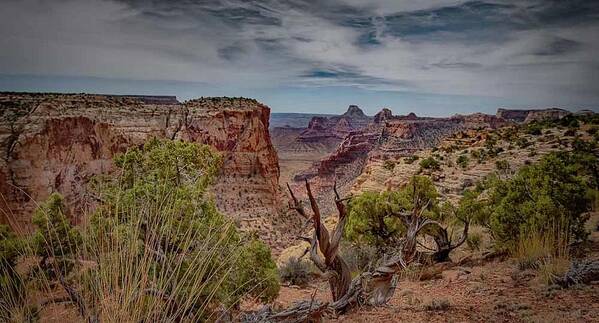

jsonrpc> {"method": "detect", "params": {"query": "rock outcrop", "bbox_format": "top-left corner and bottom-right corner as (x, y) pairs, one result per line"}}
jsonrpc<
(496, 108), (530, 122)
(296, 105), (372, 143)
(496, 107), (571, 123)
(374, 108), (393, 124)
(452, 113), (507, 129)
(523, 108), (571, 123)
(575, 110), (596, 117)
(342, 105), (368, 119)
(0, 93), (288, 241)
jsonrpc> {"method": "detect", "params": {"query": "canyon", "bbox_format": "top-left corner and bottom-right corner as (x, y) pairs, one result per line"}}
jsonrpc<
(275, 108), (503, 206)
(0, 93), (587, 247)
(271, 106), (582, 216)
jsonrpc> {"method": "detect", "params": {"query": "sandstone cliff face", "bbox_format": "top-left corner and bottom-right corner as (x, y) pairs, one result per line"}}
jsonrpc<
(523, 108), (571, 123)
(0, 93), (282, 236)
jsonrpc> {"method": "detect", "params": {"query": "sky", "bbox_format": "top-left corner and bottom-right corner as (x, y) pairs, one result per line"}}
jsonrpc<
(1, 0), (599, 116)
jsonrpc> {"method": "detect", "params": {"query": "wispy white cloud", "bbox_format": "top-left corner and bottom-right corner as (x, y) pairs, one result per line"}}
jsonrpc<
(0, 0), (598, 110)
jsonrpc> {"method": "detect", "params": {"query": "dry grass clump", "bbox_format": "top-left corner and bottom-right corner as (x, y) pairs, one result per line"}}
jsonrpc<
(513, 225), (570, 284)
(279, 257), (312, 286)
(466, 231), (482, 251)
(538, 257), (571, 285)
(399, 263), (424, 282)
(82, 203), (243, 322)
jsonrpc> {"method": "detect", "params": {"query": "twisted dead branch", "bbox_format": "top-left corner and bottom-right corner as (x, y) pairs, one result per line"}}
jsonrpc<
(287, 180), (352, 301)
(250, 179), (443, 321)
(427, 217), (469, 263)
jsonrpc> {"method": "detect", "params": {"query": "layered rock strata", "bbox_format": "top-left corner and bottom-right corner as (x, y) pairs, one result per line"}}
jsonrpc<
(290, 110), (506, 216)
(0, 93), (293, 245)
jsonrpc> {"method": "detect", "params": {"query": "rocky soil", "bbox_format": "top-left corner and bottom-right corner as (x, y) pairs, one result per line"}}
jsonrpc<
(352, 121), (594, 203)
(273, 215), (599, 323)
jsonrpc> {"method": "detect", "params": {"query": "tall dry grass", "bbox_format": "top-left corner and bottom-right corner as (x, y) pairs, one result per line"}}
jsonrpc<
(513, 222), (571, 284)
(82, 201), (242, 321)
(2, 139), (280, 322)
(1, 187), (252, 322)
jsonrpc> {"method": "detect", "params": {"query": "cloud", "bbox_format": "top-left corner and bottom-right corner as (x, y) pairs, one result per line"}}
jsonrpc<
(0, 0), (598, 110)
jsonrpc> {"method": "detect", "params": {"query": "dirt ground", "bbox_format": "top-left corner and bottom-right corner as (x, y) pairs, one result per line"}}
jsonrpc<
(275, 231), (599, 323)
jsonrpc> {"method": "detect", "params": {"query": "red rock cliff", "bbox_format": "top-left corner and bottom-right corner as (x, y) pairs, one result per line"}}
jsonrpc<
(0, 93), (281, 233)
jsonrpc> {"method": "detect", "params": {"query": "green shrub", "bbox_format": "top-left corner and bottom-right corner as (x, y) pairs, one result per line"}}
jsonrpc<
(345, 176), (439, 251)
(235, 239), (280, 302)
(526, 123), (543, 136)
(457, 155), (469, 169)
(516, 138), (532, 149)
(419, 157), (440, 170)
(345, 191), (405, 250)
(470, 149), (488, 163)
(0, 225), (22, 271)
(32, 193), (81, 278)
(466, 232), (482, 251)
(404, 155), (419, 164)
(383, 160), (396, 171)
(495, 160), (510, 172)
(485, 136), (497, 150)
(486, 152), (593, 249)
(0, 225), (28, 321)
(560, 116), (580, 128)
(456, 188), (491, 226)
(487, 146), (504, 157)
(279, 257), (311, 286)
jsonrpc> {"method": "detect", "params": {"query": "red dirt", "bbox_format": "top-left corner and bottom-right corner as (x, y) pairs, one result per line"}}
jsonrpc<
(276, 231), (599, 322)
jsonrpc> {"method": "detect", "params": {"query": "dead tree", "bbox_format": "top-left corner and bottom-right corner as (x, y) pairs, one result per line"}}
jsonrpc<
(287, 181), (352, 301)
(389, 180), (469, 263)
(269, 179), (440, 320)
(427, 217), (469, 263)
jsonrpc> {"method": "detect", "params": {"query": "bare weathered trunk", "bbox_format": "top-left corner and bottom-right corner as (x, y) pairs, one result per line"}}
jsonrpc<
(287, 181), (352, 302)
(429, 218), (469, 263)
